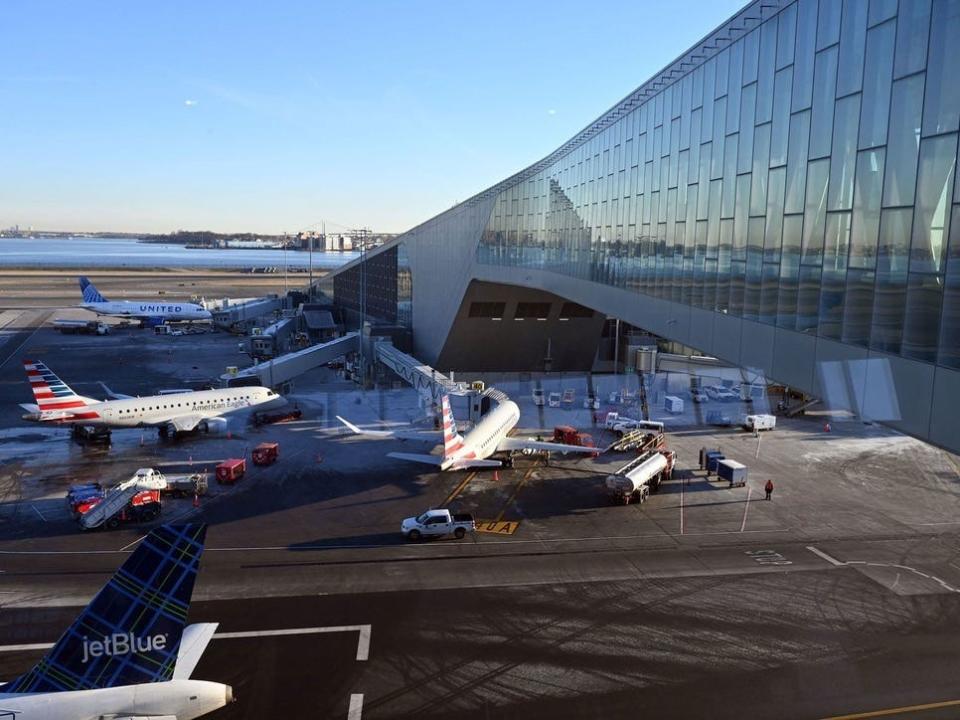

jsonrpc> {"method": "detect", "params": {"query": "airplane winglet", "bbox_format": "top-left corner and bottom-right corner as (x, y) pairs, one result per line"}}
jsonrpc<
(99, 381), (133, 401)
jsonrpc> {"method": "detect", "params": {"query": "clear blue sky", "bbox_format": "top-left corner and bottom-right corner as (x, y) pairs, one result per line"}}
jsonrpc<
(2, 0), (744, 235)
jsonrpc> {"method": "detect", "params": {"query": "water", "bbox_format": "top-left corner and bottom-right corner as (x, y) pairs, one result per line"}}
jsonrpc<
(0, 237), (360, 269)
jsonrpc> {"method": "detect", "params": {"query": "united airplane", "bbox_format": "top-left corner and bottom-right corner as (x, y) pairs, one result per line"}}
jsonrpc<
(78, 276), (212, 324)
(0, 524), (235, 719)
(338, 394), (602, 471)
(20, 359), (284, 435)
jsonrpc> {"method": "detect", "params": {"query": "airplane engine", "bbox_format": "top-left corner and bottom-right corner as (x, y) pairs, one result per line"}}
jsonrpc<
(201, 417), (229, 434)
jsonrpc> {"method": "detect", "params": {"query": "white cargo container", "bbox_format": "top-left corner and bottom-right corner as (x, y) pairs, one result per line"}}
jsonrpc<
(663, 395), (684, 414)
(743, 414), (777, 431)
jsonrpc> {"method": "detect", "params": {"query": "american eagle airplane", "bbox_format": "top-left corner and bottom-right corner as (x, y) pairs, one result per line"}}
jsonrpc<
(338, 394), (601, 471)
(0, 524), (234, 719)
(20, 359), (284, 434)
(79, 276), (212, 324)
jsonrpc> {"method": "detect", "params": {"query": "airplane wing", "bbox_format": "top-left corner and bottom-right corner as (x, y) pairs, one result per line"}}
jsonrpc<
(388, 451), (444, 466)
(498, 437), (601, 454)
(99, 381), (134, 400)
(174, 622), (219, 680)
(337, 416), (442, 442)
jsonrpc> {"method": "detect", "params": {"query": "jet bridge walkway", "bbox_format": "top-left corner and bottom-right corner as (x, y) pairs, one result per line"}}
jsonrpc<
(373, 341), (467, 404)
(223, 332), (360, 389)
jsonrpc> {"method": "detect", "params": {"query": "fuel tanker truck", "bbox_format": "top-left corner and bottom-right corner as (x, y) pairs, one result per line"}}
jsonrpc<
(605, 448), (676, 505)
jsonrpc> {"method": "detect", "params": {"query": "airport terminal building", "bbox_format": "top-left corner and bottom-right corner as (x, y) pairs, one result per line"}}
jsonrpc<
(321, 0), (960, 453)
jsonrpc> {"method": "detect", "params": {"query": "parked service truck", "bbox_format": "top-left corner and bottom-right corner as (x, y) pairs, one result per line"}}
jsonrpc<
(401, 508), (476, 541)
(605, 449), (676, 504)
(53, 319), (110, 335)
(717, 458), (748, 487)
(604, 412), (665, 435)
(743, 414), (776, 432)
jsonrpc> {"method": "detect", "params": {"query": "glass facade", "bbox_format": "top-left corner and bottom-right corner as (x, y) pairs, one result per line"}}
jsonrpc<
(477, 0), (960, 369)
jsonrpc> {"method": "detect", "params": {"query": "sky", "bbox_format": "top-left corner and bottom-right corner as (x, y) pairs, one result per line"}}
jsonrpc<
(1, 0), (744, 235)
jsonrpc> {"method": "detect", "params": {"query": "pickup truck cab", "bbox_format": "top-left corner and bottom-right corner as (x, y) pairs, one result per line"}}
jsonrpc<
(401, 508), (475, 541)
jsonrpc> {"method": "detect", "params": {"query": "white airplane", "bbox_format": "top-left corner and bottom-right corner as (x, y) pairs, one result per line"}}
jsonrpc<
(0, 524), (234, 719)
(79, 276), (212, 324)
(338, 394), (601, 471)
(19, 359), (285, 435)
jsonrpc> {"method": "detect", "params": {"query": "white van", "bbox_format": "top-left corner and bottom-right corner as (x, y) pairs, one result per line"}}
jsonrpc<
(743, 414), (776, 432)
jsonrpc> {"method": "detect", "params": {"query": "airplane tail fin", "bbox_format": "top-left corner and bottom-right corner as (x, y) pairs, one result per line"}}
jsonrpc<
(24, 359), (97, 410)
(440, 395), (465, 459)
(79, 276), (107, 303)
(4, 524), (207, 693)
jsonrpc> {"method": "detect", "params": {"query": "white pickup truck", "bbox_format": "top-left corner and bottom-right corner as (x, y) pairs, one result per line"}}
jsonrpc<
(401, 509), (476, 541)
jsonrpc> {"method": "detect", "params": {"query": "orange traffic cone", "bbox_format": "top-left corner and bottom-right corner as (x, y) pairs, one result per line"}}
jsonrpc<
(493, 470), (500, 482)
(193, 493), (200, 508)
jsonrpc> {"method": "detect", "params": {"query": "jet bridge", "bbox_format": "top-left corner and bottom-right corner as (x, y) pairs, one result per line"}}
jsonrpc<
(223, 332), (360, 390)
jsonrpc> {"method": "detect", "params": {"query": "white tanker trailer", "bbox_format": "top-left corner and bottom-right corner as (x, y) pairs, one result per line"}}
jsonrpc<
(605, 449), (675, 505)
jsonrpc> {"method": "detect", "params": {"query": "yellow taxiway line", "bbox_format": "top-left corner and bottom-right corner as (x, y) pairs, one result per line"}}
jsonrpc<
(819, 699), (960, 719)
(441, 471), (477, 506)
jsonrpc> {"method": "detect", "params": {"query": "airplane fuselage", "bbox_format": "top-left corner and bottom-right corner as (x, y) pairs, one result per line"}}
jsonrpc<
(22, 387), (283, 428)
(81, 300), (211, 322)
(444, 400), (521, 469)
(0, 678), (231, 719)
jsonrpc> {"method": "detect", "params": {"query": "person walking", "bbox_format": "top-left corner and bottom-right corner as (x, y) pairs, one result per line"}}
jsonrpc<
(765, 479), (774, 500)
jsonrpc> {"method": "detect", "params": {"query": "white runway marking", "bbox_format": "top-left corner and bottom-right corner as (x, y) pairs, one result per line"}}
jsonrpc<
(118, 535), (146, 552)
(806, 546), (845, 566)
(740, 487), (752, 532)
(348, 693), (364, 720)
(215, 624), (371, 661)
(0, 624), (373, 659)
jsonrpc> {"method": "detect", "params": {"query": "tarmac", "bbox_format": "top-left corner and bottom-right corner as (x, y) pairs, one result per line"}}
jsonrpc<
(2, 312), (960, 718)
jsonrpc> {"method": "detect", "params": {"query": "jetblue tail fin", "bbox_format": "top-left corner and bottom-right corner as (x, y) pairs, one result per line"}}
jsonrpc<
(5, 524), (207, 693)
(79, 276), (107, 303)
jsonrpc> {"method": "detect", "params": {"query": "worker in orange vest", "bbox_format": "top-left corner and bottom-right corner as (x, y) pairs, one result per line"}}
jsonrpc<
(765, 479), (774, 500)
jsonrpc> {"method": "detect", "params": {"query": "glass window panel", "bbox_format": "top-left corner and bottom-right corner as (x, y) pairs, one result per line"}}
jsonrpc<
(738, 84), (757, 174)
(756, 20), (777, 124)
(842, 268), (876, 347)
(837, 0), (868, 97)
(850, 148), (885, 269)
(777, 3), (797, 69)
(817, 0), (841, 49)
(742, 28), (759, 85)
(734, 174), (751, 261)
(726, 42), (743, 134)
(785, 110), (811, 213)
(692, 66), (704, 110)
(702, 62), (716, 142)
(793, 0), (819, 111)
(711, 97), (726, 180)
(882, 74), (925, 207)
(877, 207), (913, 275)
(858, 20), (895, 150)
(760, 262), (780, 325)
(828, 94), (861, 211)
(715, 48), (729, 99)
(729, 260), (746, 316)
(910, 134), (957, 274)
(745, 218), (765, 320)
(751, 124), (772, 215)
(819, 212), (850, 340)
(810, 47), (839, 159)
(922, 0), (960, 137)
(722, 138), (738, 218)
(778, 214), (803, 329)
(802, 158), (830, 265)
(765, 166), (787, 263)
(894, 0), (931, 79)
(938, 206), (960, 367)
(797, 265), (822, 332)
(901, 273), (944, 362)
(868, 0), (897, 26)
(771, 68), (793, 167)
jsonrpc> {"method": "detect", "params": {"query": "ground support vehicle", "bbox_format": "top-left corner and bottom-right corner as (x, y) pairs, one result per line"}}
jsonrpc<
(717, 459), (748, 487)
(54, 319), (110, 335)
(402, 509), (475, 541)
(664, 395), (684, 414)
(552, 426), (598, 456)
(604, 412), (664, 434)
(561, 389), (576, 408)
(743, 414), (776, 432)
(605, 448), (676, 504)
(548, 392), (562, 408)
(163, 473), (208, 497)
(216, 459), (246, 484)
(705, 410), (736, 426)
(252, 442), (279, 466)
(582, 394), (600, 410)
(252, 408), (302, 426)
(610, 430), (664, 453)
(532, 388), (545, 406)
(77, 489), (161, 530)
